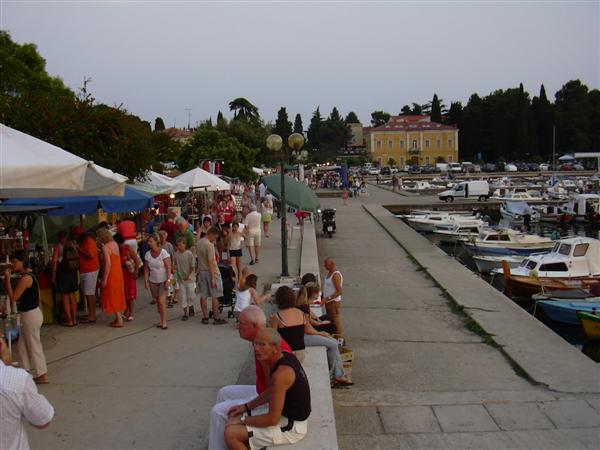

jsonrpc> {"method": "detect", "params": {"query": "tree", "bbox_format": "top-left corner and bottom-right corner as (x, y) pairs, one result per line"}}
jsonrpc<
(430, 94), (442, 123)
(531, 84), (554, 158)
(154, 117), (165, 131)
(400, 105), (412, 115)
(273, 107), (293, 147)
(387, 157), (396, 166)
(319, 107), (350, 159)
(370, 110), (390, 127)
(411, 103), (423, 115)
(178, 128), (258, 180)
(345, 111), (360, 123)
(554, 80), (590, 152)
(307, 107), (323, 151)
(216, 110), (227, 130)
(228, 97), (260, 124)
(293, 113), (303, 134)
(445, 101), (463, 126)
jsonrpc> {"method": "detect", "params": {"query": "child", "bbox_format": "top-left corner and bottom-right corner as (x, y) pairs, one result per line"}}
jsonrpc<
(173, 237), (196, 321)
(233, 274), (270, 318)
(228, 222), (244, 282)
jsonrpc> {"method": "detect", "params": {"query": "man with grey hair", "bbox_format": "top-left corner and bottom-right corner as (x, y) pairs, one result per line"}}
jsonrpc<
(243, 205), (262, 265)
(224, 328), (311, 450)
(208, 306), (292, 450)
(174, 216), (195, 250)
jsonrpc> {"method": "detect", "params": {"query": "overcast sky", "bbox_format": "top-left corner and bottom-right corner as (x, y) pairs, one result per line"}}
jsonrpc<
(1, 1), (598, 128)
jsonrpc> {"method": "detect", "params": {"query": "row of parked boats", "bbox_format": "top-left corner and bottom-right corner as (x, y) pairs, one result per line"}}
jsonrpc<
(400, 207), (600, 341)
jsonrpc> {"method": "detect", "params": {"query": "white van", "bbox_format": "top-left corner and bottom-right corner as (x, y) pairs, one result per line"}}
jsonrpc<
(438, 180), (490, 202)
(448, 162), (462, 172)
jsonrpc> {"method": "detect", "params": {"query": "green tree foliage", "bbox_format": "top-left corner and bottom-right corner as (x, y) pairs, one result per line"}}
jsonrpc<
(0, 31), (175, 180)
(531, 85), (554, 156)
(273, 107), (293, 146)
(345, 111), (360, 123)
(228, 97), (260, 124)
(400, 105), (412, 115)
(154, 117), (166, 131)
(430, 94), (442, 123)
(445, 101), (463, 126)
(318, 107), (350, 160)
(411, 103), (423, 115)
(588, 89), (600, 152)
(307, 107), (323, 151)
(178, 128), (258, 181)
(554, 80), (591, 152)
(370, 110), (390, 127)
(293, 113), (303, 134)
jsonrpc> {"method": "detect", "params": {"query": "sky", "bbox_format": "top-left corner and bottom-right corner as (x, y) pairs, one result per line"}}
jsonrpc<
(1, 0), (599, 128)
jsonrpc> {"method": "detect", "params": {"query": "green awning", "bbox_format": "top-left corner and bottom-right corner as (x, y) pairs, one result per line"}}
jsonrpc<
(262, 174), (320, 212)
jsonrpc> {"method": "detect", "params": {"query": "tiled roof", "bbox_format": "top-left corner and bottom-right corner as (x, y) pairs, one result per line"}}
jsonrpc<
(369, 121), (457, 132)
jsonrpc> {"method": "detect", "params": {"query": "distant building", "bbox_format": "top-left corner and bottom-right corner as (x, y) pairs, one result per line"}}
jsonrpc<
(162, 127), (194, 144)
(339, 122), (367, 156)
(365, 115), (458, 167)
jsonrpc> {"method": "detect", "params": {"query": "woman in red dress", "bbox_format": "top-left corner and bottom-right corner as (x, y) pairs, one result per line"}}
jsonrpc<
(97, 228), (126, 327)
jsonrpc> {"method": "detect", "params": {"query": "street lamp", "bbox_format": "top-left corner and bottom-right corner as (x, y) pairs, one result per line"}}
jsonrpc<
(266, 133), (304, 277)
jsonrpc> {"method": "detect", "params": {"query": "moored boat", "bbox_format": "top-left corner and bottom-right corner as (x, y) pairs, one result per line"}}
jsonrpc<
(500, 201), (540, 224)
(472, 254), (524, 274)
(538, 300), (600, 325)
(460, 228), (555, 256)
(500, 237), (600, 298)
(577, 310), (600, 340)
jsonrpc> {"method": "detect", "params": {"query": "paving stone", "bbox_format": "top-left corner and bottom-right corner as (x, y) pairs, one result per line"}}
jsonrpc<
(586, 397), (600, 413)
(540, 400), (600, 429)
(379, 405), (441, 433)
(334, 405), (384, 435)
(433, 404), (499, 432)
(485, 402), (554, 430)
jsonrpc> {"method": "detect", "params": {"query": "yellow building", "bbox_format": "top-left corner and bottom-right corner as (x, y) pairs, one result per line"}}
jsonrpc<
(365, 115), (458, 167)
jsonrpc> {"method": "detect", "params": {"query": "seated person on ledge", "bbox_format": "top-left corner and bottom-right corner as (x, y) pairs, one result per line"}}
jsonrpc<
(224, 328), (311, 450)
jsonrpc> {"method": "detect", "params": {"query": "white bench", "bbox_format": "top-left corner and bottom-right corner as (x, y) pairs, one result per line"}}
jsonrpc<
(268, 346), (339, 450)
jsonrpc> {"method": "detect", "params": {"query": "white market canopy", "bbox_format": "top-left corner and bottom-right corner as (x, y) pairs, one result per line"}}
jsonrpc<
(174, 167), (230, 192)
(133, 170), (190, 195)
(252, 167), (264, 175)
(0, 123), (127, 198)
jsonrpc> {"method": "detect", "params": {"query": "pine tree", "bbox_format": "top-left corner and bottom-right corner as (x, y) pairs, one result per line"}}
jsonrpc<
(216, 110), (227, 131)
(293, 113), (303, 134)
(400, 105), (412, 115)
(370, 110), (390, 127)
(307, 107), (323, 151)
(345, 111), (360, 123)
(273, 107), (293, 146)
(430, 94), (442, 123)
(154, 117), (166, 131)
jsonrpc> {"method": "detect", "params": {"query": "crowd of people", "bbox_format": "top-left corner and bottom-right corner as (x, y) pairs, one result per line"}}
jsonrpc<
(0, 178), (352, 450)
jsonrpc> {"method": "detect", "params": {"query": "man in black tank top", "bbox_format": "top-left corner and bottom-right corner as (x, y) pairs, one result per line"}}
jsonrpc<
(224, 328), (311, 450)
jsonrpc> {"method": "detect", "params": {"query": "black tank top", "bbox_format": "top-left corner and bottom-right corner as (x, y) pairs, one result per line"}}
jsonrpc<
(276, 312), (305, 351)
(19, 273), (40, 312)
(272, 352), (311, 421)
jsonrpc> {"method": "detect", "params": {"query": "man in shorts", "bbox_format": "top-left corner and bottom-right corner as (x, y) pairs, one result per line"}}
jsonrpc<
(244, 205), (262, 265)
(224, 328), (311, 450)
(73, 227), (99, 323)
(196, 226), (227, 325)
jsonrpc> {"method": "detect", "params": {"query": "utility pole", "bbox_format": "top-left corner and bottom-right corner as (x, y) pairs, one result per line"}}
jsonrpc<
(185, 108), (192, 130)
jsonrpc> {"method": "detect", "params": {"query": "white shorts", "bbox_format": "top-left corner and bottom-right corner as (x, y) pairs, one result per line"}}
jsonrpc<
(247, 229), (261, 247)
(247, 416), (307, 450)
(179, 281), (196, 308)
(80, 270), (99, 296)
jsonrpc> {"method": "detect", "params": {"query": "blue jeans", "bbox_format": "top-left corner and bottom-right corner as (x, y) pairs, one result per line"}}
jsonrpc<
(304, 334), (344, 379)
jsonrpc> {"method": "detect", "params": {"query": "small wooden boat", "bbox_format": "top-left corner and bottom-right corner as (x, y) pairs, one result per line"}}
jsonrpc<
(500, 237), (600, 298)
(538, 300), (600, 325)
(577, 310), (600, 340)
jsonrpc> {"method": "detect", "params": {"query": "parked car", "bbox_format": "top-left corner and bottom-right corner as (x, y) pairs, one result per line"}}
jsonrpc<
(572, 163), (585, 171)
(505, 163), (518, 172)
(560, 163), (573, 171)
(422, 165), (437, 174)
(408, 165), (421, 174)
(380, 167), (391, 175)
(368, 167), (381, 175)
(527, 162), (540, 171)
(448, 162), (462, 172)
(481, 163), (497, 172)
(539, 163), (551, 171)
(438, 180), (491, 202)
(516, 163), (529, 172)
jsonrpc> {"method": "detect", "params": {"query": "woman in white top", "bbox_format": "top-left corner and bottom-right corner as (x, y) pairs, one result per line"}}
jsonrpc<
(233, 274), (270, 317)
(144, 234), (171, 330)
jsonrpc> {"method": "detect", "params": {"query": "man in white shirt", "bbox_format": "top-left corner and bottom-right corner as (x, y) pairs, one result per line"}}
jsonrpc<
(244, 205), (262, 265)
(258, 181), (266, 204)
(0, 337), (54, 450)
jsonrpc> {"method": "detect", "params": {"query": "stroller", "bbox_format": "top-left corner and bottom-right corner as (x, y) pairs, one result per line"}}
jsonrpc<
(209, 264), (236, 318)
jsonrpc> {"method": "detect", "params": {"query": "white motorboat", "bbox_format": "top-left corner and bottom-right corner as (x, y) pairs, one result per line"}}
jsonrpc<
(472, 254), (525, 274)
(531, 204), (573, 223)
(460, 228), (555, 256)
(407, 213), (479, 232)
(433, 222), (488, 243)
(493, 192), (544, 202)
(499, 201), (540, 224)
(497, 237), (600, 298)
(563, 194), (600, 223)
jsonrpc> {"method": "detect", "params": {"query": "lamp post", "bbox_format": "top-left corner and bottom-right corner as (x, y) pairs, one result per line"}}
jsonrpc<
(266, 133), (305, 277)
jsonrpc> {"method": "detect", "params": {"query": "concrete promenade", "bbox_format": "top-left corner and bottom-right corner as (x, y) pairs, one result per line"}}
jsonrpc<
(28, 215), (302, 450)
(316, 185), (600, 449)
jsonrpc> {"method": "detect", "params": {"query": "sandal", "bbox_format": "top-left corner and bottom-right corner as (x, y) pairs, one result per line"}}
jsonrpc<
(201, 318), (209, 325)
(127, 316), (134, 322)
(156, 324), (168, 330)
(110, 323), (124, 328)
(181, 315), (188, 321)
(332, 378), (354, 388)
(167, 302), (174, 309)
(213, 318), (228, 325)
(249, 260), (255, 265)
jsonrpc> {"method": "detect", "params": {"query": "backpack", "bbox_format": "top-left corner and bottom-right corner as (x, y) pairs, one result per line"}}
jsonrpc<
(62, 244), (80, 272)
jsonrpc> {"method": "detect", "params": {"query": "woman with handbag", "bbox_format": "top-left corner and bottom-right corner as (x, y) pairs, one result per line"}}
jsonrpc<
(114, 233), (142, 322)
(3, 249), (49, 384)
(51, 230), (79, 327)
